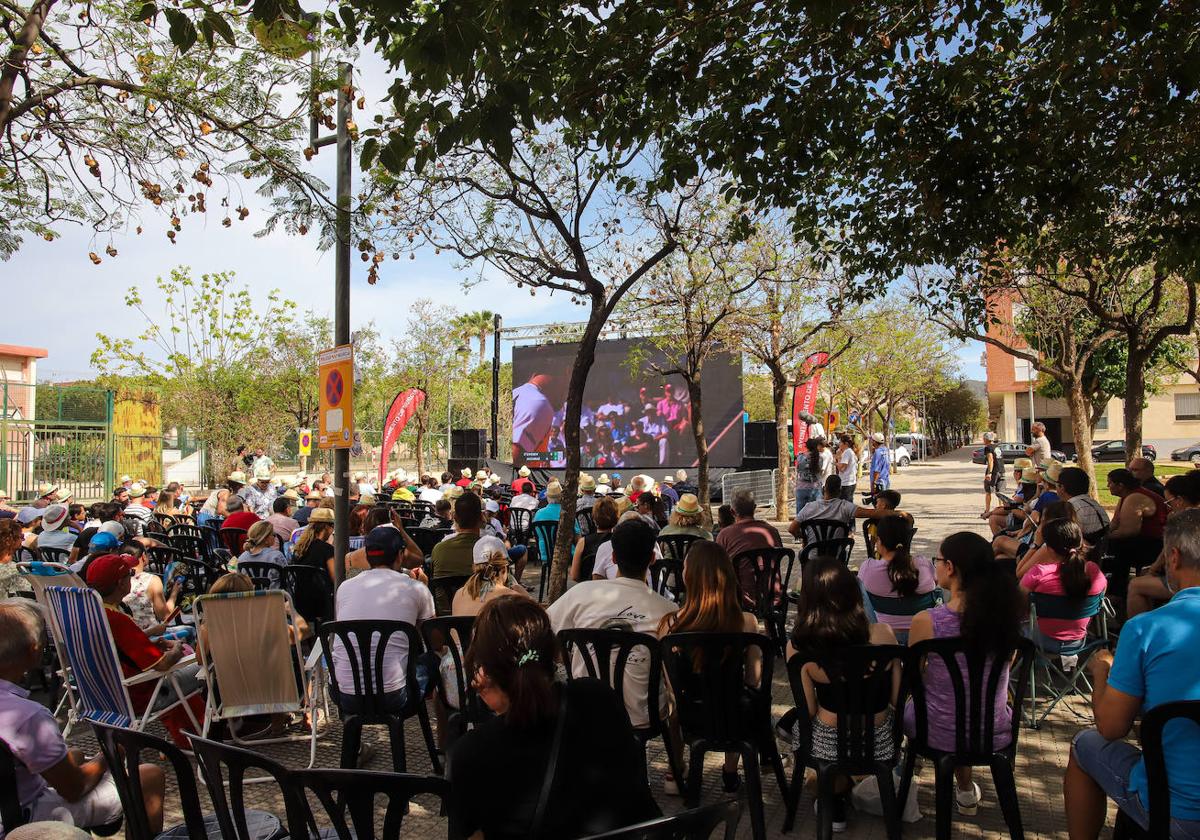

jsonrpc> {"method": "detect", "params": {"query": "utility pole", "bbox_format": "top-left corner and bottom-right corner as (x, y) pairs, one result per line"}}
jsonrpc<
(311, 61), (353, 588)
(491, 313), (502, 460)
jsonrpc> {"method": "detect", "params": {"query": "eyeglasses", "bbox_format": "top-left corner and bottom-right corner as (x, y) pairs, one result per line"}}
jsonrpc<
(933, 555), (946, 565)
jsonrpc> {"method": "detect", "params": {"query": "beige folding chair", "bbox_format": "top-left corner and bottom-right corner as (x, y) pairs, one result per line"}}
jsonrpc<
(192, 589), (324, 768)
(17, 561), (87, 734)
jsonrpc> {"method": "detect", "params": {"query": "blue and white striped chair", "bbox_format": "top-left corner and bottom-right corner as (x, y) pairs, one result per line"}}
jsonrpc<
(42, 586), (202, 735)
(18, 561), (88, 734)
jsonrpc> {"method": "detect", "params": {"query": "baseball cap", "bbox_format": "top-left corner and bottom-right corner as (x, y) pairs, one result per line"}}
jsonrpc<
(871, 432), (885, 444)
(16, 507), (42, 525)
(364, 525), (404, 565)
(485, 499), (500, 514)
(472, 536), (508, 567)
(85, 553), (137, 590)
(88, 532), (121, 552)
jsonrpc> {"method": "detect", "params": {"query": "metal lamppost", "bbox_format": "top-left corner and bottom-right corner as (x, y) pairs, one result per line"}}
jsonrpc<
(445, 345), (470, 466)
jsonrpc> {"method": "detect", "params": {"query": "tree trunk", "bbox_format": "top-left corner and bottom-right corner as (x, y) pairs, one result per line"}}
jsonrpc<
(546, 303), (607, 602)
(772, 368), (790, 517)
(1124, 336), (1147, 458)
(478, 334), (487, 368)
(686, 376), (710, 525)
(1063, 377), (1098, 497)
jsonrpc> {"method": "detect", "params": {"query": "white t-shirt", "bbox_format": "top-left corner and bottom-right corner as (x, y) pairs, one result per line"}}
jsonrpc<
(591, 542), (661, 584)
(818, 449), (835, 482)
(332, 567), (435, 693)
(509, 494), (539, 511)
(1030, 435), (1053, 466)
(795, 497), (858, 528)
(546, 577), (677, 727)
(418, 487), (443, 503)
(837, 448), (858, 487)
(512, 381), (555, 450)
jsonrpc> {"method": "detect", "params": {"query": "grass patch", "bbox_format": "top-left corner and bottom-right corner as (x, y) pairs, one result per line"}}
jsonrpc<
(1092, 461), (1192, 507)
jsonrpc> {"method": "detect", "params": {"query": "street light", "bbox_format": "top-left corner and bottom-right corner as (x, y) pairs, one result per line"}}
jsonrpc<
(446, 344), (471, 465)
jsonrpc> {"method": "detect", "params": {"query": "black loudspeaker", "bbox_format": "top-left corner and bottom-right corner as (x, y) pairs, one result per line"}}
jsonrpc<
(451, 428), (486, 459)
(743, 422), (779, 458)
(741, 455), (778, 472)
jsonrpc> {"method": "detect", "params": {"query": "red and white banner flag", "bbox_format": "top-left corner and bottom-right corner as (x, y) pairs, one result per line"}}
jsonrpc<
(792, 352), (830, 456)
(379, 388), (426, 484)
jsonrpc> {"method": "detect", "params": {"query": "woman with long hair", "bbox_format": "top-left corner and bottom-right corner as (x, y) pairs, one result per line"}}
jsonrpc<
(795, 438), (822, 514)
(290, 509), (336, 623)
(906, 531), (1023, 816)
(1019, 519), (1105, 651)
(1012, 499), (1078, 578)
(154, 490), (180, 516)
(1128, 471), (1200, 616)
(453, 536), (529, 615)
(658, 541), (759, 793)
(857, 514), (937, 639)
(0, 519), (31, 598)
(786, 555), (900, 831)
(447, 596), (658, 840)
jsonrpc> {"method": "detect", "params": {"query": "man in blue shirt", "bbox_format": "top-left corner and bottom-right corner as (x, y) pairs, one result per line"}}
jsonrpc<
(1064, 507), (1200, 838)
(869, 432), (891, 492)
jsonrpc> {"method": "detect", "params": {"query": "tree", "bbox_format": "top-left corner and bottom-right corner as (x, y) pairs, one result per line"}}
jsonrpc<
(358, 129), (696, 602)
(0, 0), (339, 259)
(733, 224), (851, 514)
(923, 382), (987, 452)
(92, 267), (296, 484)
(620, 201), (760, 510)
(450, 311), (497, 368)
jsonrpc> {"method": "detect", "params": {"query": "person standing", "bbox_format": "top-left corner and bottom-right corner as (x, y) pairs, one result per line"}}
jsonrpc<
(982, 431), (1004, 516)
(239, 465), (277, 519)
(869, 433), (891, 493)
(794, 438), (822, 515)
(835, 434), (859, 502)
(1026, 421), (1053, 467)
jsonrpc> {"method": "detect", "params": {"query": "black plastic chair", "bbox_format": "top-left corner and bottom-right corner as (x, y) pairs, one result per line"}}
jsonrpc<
(152, 512), (177, 529)
(508, 507), (533, 546)
(578, 799), (741, 839)
(168, 531), (215, 564)
(864, 590), (940, 646)
(91, 720), (284, 840)
(282, 564), (334, 625)
(531, 519), (558, 601)
(218, 526), (249, 555)
(0, 735), (25, 835)
(558, 628), (686, 796)
(896, 636), (1036, 840)
(420, 616), (481, 744)
(36, 545), (70, 565)
(143, 544), (183, 577)
(782, 645), (905, 838)
(576, 507), (595, 536)
(661, 631), (787, 840)
(317, 620), (441, 774)
(731, 547), (795, 655)
(236, 560), (283, 591)
(188, 734), (303, 840)
(429, 575), (469, 617)
(290, 768), (450, 840)
(410, 526), (449, 559)
(655, 534), (704, 601)
(783, 539), (856, 611)
(797, 518), (852, 546)
(1112, 700), (1200, 840)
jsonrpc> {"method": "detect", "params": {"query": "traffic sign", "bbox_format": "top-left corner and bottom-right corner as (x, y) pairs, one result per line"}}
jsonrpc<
(318, 344), (354, 450)
(298, 428), (312, 457)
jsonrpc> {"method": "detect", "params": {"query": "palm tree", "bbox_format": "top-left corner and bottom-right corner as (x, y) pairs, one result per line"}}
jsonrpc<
(451, 311), (496, 367)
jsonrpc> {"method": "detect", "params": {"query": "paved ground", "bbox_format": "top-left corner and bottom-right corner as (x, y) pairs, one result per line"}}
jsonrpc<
(64, 447), (1108, 838)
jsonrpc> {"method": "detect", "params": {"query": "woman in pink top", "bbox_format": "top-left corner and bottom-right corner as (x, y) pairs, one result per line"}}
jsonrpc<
(1019, 519), (1106, 652)
(856, 514), (937, 639)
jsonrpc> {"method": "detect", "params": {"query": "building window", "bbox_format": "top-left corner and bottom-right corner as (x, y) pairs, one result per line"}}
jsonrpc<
(1175, 392), (1200, 421)
(1096, 410), (1108, 431)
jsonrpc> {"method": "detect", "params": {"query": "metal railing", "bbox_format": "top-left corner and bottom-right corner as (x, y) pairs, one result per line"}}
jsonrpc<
(721, 469), (779, 513)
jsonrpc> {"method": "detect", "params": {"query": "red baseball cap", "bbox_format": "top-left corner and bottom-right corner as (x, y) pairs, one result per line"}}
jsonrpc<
(86, 553), (137, 590)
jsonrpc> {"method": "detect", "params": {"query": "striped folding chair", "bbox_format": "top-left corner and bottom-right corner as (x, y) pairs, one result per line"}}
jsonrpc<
(18, 561), (88, 733)
(42, 586), (202, 736)
(192, 590), (324, 769)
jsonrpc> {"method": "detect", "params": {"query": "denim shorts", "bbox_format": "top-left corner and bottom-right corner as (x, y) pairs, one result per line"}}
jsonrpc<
(1072, 729), (1200, 837)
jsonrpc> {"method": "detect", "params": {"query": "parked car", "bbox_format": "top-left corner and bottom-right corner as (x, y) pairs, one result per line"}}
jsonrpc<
(893, 434), (928, 460)
(1072, 440), (1157, 463)
(1170, 442), (1200, 465)
(971, 442), (1068, 465)
(889, 445), (911, 468)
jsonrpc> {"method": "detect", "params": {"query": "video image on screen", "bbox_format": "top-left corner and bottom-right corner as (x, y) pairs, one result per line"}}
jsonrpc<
(511, 339), (743, 469)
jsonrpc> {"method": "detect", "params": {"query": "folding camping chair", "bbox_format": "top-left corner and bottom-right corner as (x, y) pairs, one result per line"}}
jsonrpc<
(192, 590), (324, 769)
(1024, 591), (1109, 728)
(42, 586), (202, 738)
(17, 561), (86, 732)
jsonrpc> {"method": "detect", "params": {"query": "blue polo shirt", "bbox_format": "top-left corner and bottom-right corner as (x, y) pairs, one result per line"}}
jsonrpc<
(871, 446), (890, 486)
(1107, 586), (1200, 819)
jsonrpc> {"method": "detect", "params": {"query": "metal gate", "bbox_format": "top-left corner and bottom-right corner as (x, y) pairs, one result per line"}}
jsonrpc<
(721, 469), (779, 513)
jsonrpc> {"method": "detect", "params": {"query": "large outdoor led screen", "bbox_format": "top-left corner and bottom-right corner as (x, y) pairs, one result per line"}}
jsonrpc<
(511, 339), (743, 469)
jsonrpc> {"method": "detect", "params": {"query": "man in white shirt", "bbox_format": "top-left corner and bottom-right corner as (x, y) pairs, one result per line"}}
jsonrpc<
(330, 526), (435, 722)
(512, 373), (563, 463)
(816, 438), (835, 483)
(509, 488), (540, 512)
(835, 435), (859, 501)
(1026, 421), (1053, 466)
(547, 518), (677, 727)
(418, 476), (444, 503)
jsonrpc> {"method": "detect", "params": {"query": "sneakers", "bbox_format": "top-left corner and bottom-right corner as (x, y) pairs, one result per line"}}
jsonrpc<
(956, 782), (982, 815)
(814, 794), (849, 833)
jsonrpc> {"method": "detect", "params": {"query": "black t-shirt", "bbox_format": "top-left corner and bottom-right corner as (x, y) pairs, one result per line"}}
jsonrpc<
(73, 526), (98, 551)
(290, 541), (335, 622)
(446, 678), (659, 840)
(983, 444), (1002, 480)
